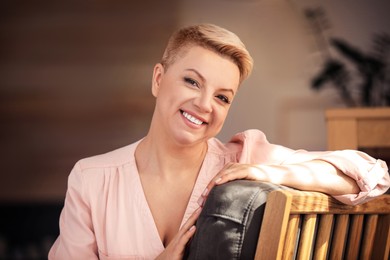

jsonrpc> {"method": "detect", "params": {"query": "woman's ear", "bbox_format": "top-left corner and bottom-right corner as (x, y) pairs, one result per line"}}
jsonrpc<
(152, 63), (164, 97)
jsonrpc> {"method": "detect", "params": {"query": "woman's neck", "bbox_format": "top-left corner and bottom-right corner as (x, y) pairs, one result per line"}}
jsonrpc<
(135, 133), (208, 180)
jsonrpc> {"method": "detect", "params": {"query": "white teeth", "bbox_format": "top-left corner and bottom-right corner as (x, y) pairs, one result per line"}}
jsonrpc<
(182, 111), (203, 125)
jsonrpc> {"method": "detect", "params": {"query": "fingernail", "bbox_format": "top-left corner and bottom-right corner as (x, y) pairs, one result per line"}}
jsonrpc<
(215, 177), (222, 184)
(202, 188), (209, 196)
(197, 196), (204, 207)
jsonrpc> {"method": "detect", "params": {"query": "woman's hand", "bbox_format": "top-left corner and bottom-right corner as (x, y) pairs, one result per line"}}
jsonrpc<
(155, 207), (202, 260)
(197, 162), (264, 206)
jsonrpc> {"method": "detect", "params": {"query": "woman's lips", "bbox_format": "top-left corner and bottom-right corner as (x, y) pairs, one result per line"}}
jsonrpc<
(180, 110), (207, 125)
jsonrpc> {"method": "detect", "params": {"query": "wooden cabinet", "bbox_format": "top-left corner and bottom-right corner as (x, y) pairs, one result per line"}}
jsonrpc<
(325, 108), (390, 150)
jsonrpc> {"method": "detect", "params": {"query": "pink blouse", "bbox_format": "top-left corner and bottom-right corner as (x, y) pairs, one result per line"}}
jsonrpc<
(49, 130), (390, 259)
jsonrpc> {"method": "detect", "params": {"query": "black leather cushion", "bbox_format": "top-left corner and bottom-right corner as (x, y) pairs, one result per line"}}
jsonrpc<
(185, 180), (288, 260)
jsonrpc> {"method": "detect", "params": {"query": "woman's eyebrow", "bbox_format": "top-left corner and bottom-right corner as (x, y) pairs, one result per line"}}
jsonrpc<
(185, 68), (206, 83)
(220, 88), (235, 96)
(185, 68), (235, 96)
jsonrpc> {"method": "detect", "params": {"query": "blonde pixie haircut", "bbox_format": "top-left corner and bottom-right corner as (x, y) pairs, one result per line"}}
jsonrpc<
(161, 24), (253, 84)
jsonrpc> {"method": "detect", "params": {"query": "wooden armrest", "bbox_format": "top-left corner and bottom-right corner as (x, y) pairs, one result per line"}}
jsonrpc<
(255, 190), (390, 259)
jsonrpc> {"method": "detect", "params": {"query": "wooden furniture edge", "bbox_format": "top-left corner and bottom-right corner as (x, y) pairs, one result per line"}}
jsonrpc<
(286, 190), (390, 214)
(325, 107), (390, 119)
(255, 190), (292, 260)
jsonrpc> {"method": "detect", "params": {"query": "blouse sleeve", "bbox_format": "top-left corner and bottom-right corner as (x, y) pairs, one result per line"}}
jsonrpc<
(48, 163), (98, 259)
(283, 149), (390, 205)
(229, 129), (390, 205)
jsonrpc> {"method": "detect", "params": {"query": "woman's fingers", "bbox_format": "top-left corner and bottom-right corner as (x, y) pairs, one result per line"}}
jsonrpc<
(202, 163), (245, 198)
(156, 207), (202, 260)
(198, 163), (236, 206)
(171, 207), (202, 255)
(178, 207), (202, 236)
(176, 225), (196, 249)
(198, 163), (263, 206)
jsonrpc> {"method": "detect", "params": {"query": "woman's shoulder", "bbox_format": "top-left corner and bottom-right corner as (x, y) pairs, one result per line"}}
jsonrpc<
(75, 140), (141, 173)
(208, 129), (269, 155)
(228, 129), (268, 143)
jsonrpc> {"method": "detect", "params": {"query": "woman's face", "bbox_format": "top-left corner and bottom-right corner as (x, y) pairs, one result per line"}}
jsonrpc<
(151, 45), (240, 146)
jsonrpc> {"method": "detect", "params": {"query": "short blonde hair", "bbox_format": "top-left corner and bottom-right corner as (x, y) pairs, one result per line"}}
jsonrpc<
(161, 24), (253, 84)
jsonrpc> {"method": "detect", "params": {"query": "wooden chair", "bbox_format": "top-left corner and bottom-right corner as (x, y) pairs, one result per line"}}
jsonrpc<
(255, 190), (390, 259)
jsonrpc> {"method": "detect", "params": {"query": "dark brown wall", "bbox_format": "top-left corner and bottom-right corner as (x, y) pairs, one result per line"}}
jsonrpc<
(0, 0), (179, 202)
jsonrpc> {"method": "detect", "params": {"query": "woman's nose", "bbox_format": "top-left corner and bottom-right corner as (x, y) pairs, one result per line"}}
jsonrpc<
(194, 93), (213, 113)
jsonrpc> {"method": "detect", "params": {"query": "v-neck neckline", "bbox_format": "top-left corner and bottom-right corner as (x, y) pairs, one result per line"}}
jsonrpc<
(130, 140), (211, 249)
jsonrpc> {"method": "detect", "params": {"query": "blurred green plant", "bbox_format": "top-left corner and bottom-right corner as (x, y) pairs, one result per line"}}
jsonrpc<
(305, 7), (390, 107)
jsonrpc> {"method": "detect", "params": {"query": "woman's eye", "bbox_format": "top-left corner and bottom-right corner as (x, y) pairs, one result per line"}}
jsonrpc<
(184, 77), (199, 88)
(216, 95), (231, 104)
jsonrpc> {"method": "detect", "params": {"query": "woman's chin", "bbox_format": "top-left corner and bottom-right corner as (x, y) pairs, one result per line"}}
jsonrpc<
(172, 131), (207, 147)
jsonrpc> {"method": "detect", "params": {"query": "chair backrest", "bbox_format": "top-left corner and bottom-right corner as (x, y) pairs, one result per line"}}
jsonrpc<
(255, 190), (390, 260)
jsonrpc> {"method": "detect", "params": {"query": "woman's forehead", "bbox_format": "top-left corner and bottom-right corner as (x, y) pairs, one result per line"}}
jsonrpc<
(172, 46), (240, 90)
(174, 45), (238, 70)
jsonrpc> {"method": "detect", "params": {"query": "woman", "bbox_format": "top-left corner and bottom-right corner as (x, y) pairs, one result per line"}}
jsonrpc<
(49, 24), (390, 259)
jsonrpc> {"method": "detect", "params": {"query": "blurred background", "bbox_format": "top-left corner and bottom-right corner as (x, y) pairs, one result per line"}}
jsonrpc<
(1, 0), (389, 258)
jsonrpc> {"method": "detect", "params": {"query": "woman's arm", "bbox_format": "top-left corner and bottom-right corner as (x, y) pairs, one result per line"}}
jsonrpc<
(201, 159), (359, 200)
(212, 130), (390, 206)
(199, 148), (390, 207)
(48, 164), (98, 260)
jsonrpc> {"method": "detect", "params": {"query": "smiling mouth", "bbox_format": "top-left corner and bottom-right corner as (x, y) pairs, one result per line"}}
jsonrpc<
(180, 110), (206, 125)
